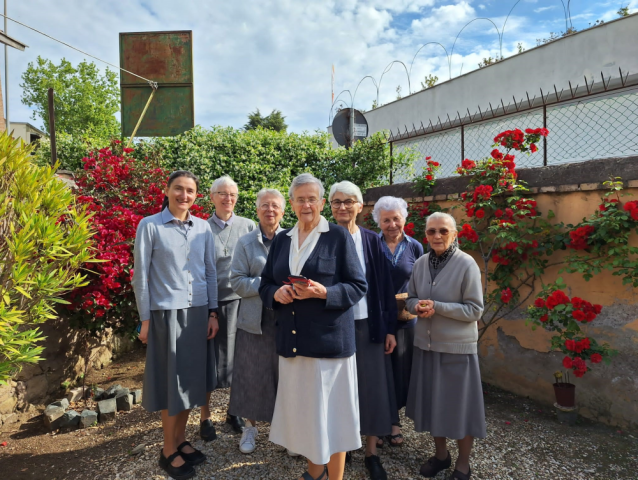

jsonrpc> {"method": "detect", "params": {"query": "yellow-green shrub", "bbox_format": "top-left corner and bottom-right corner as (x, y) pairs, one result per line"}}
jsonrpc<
(0, 132), (94, 384)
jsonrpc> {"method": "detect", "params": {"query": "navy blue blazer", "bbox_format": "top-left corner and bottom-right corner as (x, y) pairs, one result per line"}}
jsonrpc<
(360, 227), (399, 342)
(259, 223), (367, 358)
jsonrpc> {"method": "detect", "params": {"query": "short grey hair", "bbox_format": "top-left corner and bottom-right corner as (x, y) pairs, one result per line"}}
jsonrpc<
(289, 173), (325, 200)
(210, 175), (238, 194)
(372, 196), (408, 225)
(255, 188), (285, 210)
(329, 181), (363, 204)
(426, 212), (457, 230)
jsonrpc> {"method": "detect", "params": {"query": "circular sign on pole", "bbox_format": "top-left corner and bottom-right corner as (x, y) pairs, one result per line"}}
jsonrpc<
(331, 108), (368, 148)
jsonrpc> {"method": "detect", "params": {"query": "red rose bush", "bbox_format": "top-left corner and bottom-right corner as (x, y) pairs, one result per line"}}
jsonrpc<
(527, 279), (617, 379)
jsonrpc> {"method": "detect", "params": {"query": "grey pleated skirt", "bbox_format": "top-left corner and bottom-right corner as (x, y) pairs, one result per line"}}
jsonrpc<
(355, 319), (399, 437)
(228, 309), (278, 422)
(214, 299), (240, 389)
(142, 305), (217, 417)
(391, 325), (415, 411)
(406, 348), (487, 439)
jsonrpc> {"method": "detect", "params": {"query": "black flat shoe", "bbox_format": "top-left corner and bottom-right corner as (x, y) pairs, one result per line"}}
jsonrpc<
(158, 449), (195, 480)
(177, 441), (207, 466)
(365, 454), (388, 480)
(448, 467), (472, 480)
(200, 418), (217, 442)
(420, 451), (452, 478)
(226, 414), (245, 433)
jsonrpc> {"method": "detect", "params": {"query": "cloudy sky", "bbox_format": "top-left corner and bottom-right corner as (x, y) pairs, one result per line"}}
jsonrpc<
(5, 0), (637, 133)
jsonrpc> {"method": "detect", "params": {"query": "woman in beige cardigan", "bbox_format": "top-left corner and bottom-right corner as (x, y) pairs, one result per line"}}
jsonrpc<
(405, 212), (486, 480)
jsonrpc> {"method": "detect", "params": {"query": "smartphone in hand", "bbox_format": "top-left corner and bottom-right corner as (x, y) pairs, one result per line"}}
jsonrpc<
(287, 275), (311, 285)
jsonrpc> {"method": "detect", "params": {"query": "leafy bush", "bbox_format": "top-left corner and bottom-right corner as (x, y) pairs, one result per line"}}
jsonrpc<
(133, 126), (413, 223)
(0, 132), (94, 384)
(32, 131), (110, 171)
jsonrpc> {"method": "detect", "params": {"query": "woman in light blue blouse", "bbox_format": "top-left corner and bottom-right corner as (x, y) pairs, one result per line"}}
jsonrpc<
(133, 170), (219, 480)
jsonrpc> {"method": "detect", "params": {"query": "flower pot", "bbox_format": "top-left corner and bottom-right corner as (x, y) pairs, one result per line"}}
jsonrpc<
(553, 382), (575, 407)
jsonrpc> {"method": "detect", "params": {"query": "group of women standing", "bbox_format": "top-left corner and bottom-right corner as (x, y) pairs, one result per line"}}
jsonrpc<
(132, 170), (486, 480)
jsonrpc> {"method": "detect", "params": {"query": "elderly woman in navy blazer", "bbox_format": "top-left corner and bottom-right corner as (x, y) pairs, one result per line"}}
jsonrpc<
(329, 181), (398, 480)
(259, 173), (367, 480)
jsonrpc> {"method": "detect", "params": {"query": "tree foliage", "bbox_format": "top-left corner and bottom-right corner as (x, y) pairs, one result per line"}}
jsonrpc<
(244, 109), (288, 132)
(20, 56), (120, 139)
(0, 132), (94, 384)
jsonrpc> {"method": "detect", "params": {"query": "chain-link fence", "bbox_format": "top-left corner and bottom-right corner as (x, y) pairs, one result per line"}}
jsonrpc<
(391, 86), (638, 183)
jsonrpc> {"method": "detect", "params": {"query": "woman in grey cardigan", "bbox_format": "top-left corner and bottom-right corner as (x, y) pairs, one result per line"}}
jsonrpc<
(405, 212), (486, 480)
(133, 171), (219, 480)
(201, 175), (256, 437)
(228, 188), (285, 455)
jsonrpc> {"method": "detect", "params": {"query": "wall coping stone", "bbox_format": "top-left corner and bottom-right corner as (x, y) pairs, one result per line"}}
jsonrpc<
(363, 157), (638, 203)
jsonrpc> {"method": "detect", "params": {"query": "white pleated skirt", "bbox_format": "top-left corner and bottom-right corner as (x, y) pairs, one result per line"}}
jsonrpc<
(269, 354), (362, 465)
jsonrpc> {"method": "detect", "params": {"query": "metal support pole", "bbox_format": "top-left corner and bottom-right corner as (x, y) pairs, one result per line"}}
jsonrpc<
(126, 86), (157, 148)
(4, 0), (9, 133)
(543, 104), (548, 167)
(389, 141), (393, 185)
(349, 106), (355, 149)
(48, 88), (57, 166)
(461, 124), (465, 162)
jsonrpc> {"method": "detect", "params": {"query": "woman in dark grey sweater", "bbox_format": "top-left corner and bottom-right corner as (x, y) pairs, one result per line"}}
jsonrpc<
(405, 212), (486, 480)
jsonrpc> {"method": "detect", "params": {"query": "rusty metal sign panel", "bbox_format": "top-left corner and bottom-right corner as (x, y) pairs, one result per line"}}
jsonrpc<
(120, 30), (194, 137)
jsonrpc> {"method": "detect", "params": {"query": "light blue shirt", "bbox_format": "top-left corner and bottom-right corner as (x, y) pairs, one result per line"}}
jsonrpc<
(132, 209), (218, 321)
(211, 211), (235, 230)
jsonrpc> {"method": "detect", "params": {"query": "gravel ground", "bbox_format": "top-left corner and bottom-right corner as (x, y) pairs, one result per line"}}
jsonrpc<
(1, 348), (636, 480)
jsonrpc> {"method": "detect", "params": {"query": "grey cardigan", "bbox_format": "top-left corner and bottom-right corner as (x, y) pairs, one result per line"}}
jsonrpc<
(406, 250), (484, 354)
(208, 215), (256, 301)
(230, 226), (283, 334)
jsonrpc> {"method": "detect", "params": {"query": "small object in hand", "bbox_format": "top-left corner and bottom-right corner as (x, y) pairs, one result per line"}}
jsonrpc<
(286, 275), (310, 285)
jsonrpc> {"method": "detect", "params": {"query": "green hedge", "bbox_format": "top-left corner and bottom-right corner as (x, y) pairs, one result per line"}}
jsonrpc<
(134, 126), (414, 221)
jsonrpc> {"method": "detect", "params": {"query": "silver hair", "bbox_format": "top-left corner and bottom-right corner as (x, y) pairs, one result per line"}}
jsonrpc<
(255, 188), (286, 210)
(210, 175), (238, 194)
(426, 212), (457, 230)
(328, 180), (363, 204)
(289, 173), (325, 200)
(372, 196), (408, 225)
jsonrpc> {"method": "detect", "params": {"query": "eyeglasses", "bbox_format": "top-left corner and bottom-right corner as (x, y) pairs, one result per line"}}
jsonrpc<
(293, 197), (320, 206)
(259, 203), (282, 211)
(330, 199), (359, 209)
(426, 228), (451, 236)
(213, 192), (238, 199)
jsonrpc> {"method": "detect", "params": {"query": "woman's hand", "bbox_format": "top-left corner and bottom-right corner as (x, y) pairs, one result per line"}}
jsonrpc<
(292, 280), (327, 300)
(416, 299), (436, 318)
(138, 320), (150, 344)
(274, 285), (295, 304)
(207, 315), (219, 340)
(385, 334), (397, 354)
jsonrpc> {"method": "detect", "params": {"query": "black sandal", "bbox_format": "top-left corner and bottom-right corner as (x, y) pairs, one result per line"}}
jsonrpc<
(448, 467), (472, 480)
(158, 449), (195, 480)
(385, 432), (404, 447)
(299, 466), (328, 480)
(376, 436), (385, 448)
(177, 441), (207, 466)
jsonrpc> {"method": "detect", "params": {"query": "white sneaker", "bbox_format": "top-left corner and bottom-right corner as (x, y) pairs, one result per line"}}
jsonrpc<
(287, 449), (300, 457)
(239, 425), (258, 454)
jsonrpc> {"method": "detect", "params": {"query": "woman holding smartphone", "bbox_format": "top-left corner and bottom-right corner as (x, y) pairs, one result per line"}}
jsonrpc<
(133, 170), (219, 480)
(259, 173), (367, 480)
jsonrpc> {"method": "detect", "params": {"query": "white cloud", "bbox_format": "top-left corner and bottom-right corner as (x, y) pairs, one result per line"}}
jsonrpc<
(534, 6), (556, 13)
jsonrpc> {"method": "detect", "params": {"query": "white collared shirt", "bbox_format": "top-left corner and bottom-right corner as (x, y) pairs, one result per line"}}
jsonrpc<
(287, 216), (330, 275)
(351, 229), (368, 320)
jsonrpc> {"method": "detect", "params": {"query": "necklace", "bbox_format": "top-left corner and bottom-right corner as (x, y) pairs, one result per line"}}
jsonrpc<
(218, 222), (234, 256)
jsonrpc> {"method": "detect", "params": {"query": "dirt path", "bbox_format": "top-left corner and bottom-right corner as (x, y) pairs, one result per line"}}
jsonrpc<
(1, 348), (636, 479)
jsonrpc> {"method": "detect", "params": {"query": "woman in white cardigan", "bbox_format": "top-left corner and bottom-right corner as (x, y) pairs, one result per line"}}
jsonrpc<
(405, 212), (486, 480)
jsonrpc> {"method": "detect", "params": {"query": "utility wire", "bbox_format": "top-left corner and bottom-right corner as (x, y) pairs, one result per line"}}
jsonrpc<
(0, 13), (158, 88)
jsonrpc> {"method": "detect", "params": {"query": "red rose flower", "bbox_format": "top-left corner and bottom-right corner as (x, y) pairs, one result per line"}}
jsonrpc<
(565, 339), (576, 351)
(501, 288), (513, 304)
(540, 314), (548, 322)
(475, 209), (485, 219)
(534, 298), (546, 308)
(562, 356), (573, 369)
(494, 209), (503, 218)
(590, 353), (602, 364)
(572, 310), (586, 322)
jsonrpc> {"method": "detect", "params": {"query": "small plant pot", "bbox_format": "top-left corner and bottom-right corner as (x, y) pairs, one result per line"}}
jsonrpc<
(554, 403), (578, 426)
(553, 382), (575, 407)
